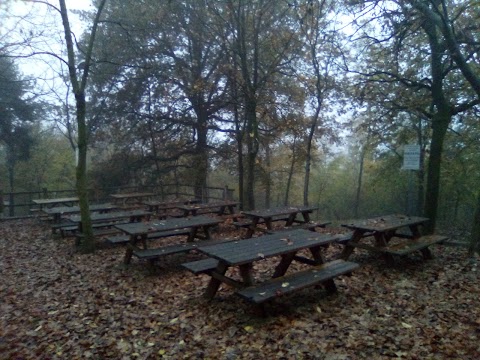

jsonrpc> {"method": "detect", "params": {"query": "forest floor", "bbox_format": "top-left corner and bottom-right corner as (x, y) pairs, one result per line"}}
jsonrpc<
(0, 217), (479, 360)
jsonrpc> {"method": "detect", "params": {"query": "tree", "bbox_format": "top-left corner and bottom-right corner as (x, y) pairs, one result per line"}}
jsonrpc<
(344, 0), (479, 234)
(221, 0), (301, 210)
(410, 0), (480, 254)
(57, 0), (107, 253)
(0, 55), (37, 216)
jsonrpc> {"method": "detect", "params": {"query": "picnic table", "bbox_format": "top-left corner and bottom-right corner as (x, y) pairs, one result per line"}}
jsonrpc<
(109, 192), (155, 207)
(43, 203), (118, 223)
(176, 201), (240, 218)
(191, 229), (358, 314)
(32, 197), (79, 210)
(67, 209), (152, 233)
(340, 214), (448, 265)
(142, 198), (200, 216)
(115, 215), (222, 265)
(240, 205), (320, 238)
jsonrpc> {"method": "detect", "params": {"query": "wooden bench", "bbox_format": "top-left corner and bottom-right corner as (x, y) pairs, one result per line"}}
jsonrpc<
(236, 259), (359, 314)
(105, 229), (191, 245)
(380, 234), (448, 256)
(266, 221), (331, 234)
(336, 231), (374, 244)
(74, 228), (123, 246)
(57, 221), (130, 238)
(233, 216), (290, 229)
(182, 258), (219, 275)
(127, 238), (238, 266)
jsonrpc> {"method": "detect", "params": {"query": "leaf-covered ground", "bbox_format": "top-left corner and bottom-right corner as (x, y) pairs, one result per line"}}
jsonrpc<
(0, 218), (479, 359)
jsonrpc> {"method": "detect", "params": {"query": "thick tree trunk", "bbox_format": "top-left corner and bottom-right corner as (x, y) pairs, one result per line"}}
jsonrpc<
(265, 143), (271, 208)
(423, 111), (449, 234)
(76, 95), (94, 253)
(469, 193), (480, 256)
(284, 139), (297, 207)
(354, 146), (366, 218)
(245, 98), (258, 210)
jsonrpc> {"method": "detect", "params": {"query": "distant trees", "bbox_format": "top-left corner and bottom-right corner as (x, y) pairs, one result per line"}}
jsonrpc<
(344, 0), (479, 234)
(0, 55), (38, 215)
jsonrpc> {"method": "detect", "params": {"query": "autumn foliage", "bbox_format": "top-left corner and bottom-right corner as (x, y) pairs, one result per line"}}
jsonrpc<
(1, 219), (479, 359)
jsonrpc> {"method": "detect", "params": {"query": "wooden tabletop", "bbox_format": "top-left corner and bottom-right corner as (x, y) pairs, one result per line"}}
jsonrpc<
(115, 215), (221, 236)
(177, 201), (239, 211)
(342, 214), (429, 232)
(242, 206), (318, 218)
(67, 209), (151, 223)
(32, 197), (79, 205)
(197, 229), (338, 266)
(42, 203), (117, 215)
(110, 192), (155, 199)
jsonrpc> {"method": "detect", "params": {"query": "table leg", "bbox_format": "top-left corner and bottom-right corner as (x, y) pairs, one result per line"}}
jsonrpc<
(340, 230), (365, 260)
(374, 233), (395, 265)
(264, 217), (273, 230)
(239, 263), (254, 286)
(204, 262), (229, 300)
(286, 213), (296, 226)
(187, 227), (197, 242)
(309, 245), (326, 265)
(202, 225), (212, 240)
(302, 211), (311, 223)
(272, 253), (296, 278)
(245, 218), (259, 238)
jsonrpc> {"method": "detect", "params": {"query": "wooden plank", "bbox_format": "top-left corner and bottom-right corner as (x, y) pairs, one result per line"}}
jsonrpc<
(382, 234), (448, 256)
(106, 229), (191, 245)
(182, 258), (219, 275)
(133, 243), (196, 259)
(236, 260), (359, 304)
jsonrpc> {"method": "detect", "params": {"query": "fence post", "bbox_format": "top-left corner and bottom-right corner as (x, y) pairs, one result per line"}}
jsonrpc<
(9, 192), (14, 217)
(0, 190), (3, 217)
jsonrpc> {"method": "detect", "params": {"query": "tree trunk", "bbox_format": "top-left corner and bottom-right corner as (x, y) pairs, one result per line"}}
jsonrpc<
(422, 15), (451, 234)
(354, 146), (366, 218)
(245, 98), (258, 210)
(76, 94), (94, 253)
(423, 111), (449, 234)
(284, 138), (297, 207)
(265, 143), (271, 208)
(469, 192), (480, 256)
(304, 110), (319, 206)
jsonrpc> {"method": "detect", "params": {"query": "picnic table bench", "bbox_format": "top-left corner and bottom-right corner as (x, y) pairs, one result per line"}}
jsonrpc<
(191, 229), (359, 315)
(115, 215), (222, 268)
(176, 201), (240, 219)
(340, 214), (448, 265)
(240, 206), (319, 238)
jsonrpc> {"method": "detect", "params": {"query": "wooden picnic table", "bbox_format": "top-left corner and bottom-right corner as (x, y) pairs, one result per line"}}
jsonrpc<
(340, 214), (448, 265)
(176, 201), (239, 218)
(142, 198), (200, 216)
(67, 209), (152, 233)
(194, 229), (358, 314)
(241, 205), (319, 238)
(32, 197), (79, 210)
(43, 203), (118, 223)
(115, 215), (222, 265)
(109, 192), (155, 206)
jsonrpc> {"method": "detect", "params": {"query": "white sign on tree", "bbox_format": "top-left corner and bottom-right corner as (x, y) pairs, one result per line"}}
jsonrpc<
(403, 144), (421, 170)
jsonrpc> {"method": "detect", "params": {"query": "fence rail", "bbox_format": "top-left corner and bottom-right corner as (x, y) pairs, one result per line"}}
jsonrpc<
(0, 184), (235, 218)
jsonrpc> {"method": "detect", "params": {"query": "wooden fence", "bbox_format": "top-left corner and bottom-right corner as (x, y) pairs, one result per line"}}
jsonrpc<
(0, 184), (235, 218)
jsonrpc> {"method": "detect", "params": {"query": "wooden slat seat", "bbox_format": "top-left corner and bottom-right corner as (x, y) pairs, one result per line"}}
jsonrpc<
(236, 259), (359, 305)
(182, 258), (219, 275)
(381, 234), (448, 256)
(106, 229), (191, 245)
(336, 231), (375, 244)
(233, 215), (290, 229)
(266, 221), (331, 234)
